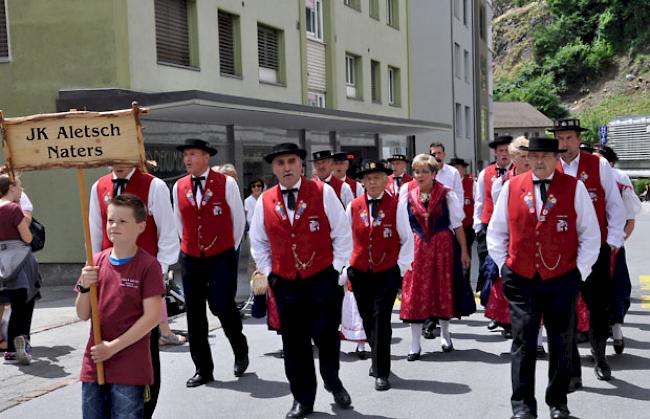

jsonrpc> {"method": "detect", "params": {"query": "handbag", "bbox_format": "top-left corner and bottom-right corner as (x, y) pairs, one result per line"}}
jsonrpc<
(29, 217), (45, 252)
(250, 270), (268, 296)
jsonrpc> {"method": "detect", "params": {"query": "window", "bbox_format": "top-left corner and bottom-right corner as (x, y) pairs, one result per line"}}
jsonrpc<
(454, 43), (461, 79)
(218, 10), (241, 76)
(455, 103), (463, 137)
(465, 106), (471, 138)
(388, 66), (400, 106)
(463, 49), (470, 82)
(387, 0), (398, 29)
(305, 0), (323, 41)
(369, 0), (379, 19)
(0, 0), (8, 61)
(371, 60), (381, 103)
(155, 0), (195, 67)
(463, 0), (468, 26)
(346, 54), (360, 98)
(258, 24), (283, 84)
(308, 91), (326, 108)
(344, 0), (361, 11)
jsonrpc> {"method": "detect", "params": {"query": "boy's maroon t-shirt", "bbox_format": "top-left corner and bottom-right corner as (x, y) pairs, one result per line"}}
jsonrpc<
(80, 248), (164, 385)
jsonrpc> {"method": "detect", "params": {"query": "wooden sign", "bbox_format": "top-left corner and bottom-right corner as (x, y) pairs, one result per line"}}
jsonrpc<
(1, 105), (147, 171)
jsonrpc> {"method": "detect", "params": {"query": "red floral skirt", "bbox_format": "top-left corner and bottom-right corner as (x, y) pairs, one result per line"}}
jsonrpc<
(485, 277), (511, 325)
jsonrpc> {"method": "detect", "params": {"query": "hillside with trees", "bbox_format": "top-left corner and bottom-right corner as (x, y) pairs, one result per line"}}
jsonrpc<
(493, 0), (650, 141)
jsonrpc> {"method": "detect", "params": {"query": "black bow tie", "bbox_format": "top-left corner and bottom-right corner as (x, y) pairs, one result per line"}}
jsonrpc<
(533, 179), (552, 204)
(192, 176), (205, 196)
(112, 178), (128, 196)
(496, 168), (507, 177)
(282, 188), (298, 210)
(394, 177), (402, 187)
(368, 198), (381, 218)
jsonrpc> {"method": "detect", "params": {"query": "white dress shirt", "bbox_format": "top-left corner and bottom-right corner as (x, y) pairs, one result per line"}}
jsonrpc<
(250, 178), (353, 278)
(89, 168), (180, 274)
(244, 194), (258, 226)
(614, 168), (642, 220)
(436, 163), (464, 203)
(487, 174), (601, 281)
(560, 154), (626, 247)
(322, 174), (355, 208)
(172, 168), (246, 250)
(345, 192), (414, 276)
(341, 176), (365, 198)
(398, 181), (465, 229)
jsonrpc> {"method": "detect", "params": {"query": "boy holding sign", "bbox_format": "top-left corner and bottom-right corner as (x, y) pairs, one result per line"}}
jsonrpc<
(76, 194), (164, 418)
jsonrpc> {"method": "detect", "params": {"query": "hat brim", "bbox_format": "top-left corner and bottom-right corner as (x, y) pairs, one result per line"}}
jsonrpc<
(488, 141), (511, 149)
(386, 158), (410, 163)
(357, 167), (393, 177)
(310, 155), (335, 162)
(449, 160), (469, 167)
(521, 146), (567, 153)
(548, 126), (589, 133)
(264, 149), (307, 164)
(176, 144), (218, 156)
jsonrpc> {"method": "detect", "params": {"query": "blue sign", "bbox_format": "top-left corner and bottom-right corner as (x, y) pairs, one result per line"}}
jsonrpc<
(599, 125), (608, 144)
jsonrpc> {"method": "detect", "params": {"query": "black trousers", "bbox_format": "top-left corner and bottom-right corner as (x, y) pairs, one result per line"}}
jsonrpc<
(348, 266), (401, 379)
(502, 265), (580, 416)
(144, 327), (160, 419)
(181, 249), (248, 376)
(571, 244), (612, 378)
(1, 289), (36, 352)
(269, 266), (343, 407)
(475, 224), (488, 292)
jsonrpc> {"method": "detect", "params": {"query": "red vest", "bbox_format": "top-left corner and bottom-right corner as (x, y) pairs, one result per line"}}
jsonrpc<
(96, 170), (159, 256)
(506, 171), (579, 280)
(557, 151), (607, 243)
(388, 173), (413, 195)
(461, 174), (474, 229)
(176, 171), (234, 257)
(480, 164), (498, 224)
(343, 176), (360, 197)
(349, 193), (401, 273)
(262, 178), (334, 280)
(322, 175), (344, 204)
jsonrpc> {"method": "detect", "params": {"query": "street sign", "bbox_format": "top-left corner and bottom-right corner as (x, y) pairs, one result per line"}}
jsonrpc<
(599, 125), (608, 144)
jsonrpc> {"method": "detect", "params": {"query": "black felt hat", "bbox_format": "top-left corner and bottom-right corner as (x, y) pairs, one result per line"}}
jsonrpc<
(386, 154), (410, 163)
(357, 160), (393, 177)
(579, 142), (595, 153)
(333, 152), (355, 162)
(548, 118), (589, 133)
(263, 143), (307, 163)
(488, 135), (513, 149)
(594, 145), (618, 163)
(176, 138), (218, 156)
(522, 137), (567, 153)
(449, 157), (469, 167)
(310, 150), (335, 161)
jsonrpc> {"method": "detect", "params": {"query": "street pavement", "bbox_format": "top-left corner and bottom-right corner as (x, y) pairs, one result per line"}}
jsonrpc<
(2, 206), (650, 418)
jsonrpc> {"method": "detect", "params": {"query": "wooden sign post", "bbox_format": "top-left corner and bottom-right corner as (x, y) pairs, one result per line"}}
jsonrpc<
(1, 102), (149, 384)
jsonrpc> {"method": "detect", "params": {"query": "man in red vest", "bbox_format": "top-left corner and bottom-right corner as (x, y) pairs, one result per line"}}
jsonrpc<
(345, 160), (414, 391)
(250, 143), (353, 418)
(487, 137), (600, 419)
(333, 152), (364, 197)
(172, 139), (248, 388)
(386, 154), (413, 195)
(311, 150), (355, 207)
(89, 163), (180, 418)
(474, 135), (513, 293)
(450, 157), (475, 284)
(551, 118), (626, 385)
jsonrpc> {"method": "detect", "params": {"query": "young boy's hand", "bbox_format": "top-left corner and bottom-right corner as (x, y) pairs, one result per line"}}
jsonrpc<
(80, 266), (99, 288)
(90, 340), (118, 363)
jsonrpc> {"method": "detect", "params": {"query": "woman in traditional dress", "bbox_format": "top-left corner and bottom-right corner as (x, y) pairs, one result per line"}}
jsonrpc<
(399, 154), (471, 360)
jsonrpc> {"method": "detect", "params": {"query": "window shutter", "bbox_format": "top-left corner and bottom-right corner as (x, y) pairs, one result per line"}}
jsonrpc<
(218, 11), (235, 75)
(258, 25), (278, 71)
(155, 0), (190, 67)
(0, 0), (8, 58)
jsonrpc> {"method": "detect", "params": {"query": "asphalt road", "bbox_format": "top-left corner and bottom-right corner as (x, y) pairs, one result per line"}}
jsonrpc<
(2, 206), (650, 419)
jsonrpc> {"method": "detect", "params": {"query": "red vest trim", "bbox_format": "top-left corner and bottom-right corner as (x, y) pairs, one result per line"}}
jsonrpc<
(461, 174), (474, 229)
(557, 151), (607, 243)
(349, 193), (401, 273)
(176, 171), (234, 257)
(506, 171), (579, 280)
(262, 178), (334, 280)
(343, 176), (360, 197)
(323, 175), (344, 204)
(480, 164), (498, 224)
(96, 170), (159, 256)
(388, 173), (413, 194)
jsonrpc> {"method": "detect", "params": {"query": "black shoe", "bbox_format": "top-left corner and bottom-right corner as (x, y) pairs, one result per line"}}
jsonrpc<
(613, 338), (625, 354)
(536, 345), (547, 359)
(279, 349), (284, 358)
(511, 413), (536, 419)
(407, 351), (421, 361)
(286, 400), (313, 418)
(369, 365), (376, 377)
(355, 348), (369, 360)
(422, 329), (436, 339)
(442, 341), (454, 353)
(375, 377), (390, 391)
(234, 354), (249, 377)
(502, 329), (513, 339)
(487, 320), (498, 330)
(549, 405), (570, 419)
(575, 330), (589, 343)
(567, 376), (582, 393)
(186, 372), (213, 388)
(595, 361), (612, 381)
(332, 387), (352, 408)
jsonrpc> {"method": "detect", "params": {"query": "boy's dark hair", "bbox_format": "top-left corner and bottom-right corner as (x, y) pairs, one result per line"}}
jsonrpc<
(109, 193), (147, 223)
(429, 142), (445, 151)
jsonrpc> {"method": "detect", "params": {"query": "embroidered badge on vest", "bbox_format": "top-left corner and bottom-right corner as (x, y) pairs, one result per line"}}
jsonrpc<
(103, 193), (111, 205)
(213, 202), (223, 216)
(556, 217), (569, 232)
(186, 190), (196, 207)
(360, 209), (370, 227)
(541, 194), (557, 221)
(295, 201), (307, 220)
(309, 218), (320, 232)
(579, 171), (589, 182)
(275, 201), (288, 220)
(202, 189), (213, 207)
(373, 210), (386, 227)
(524, 192), (534, 214)
(588, 190), (598, 202)
(383, 226), (392, 238)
